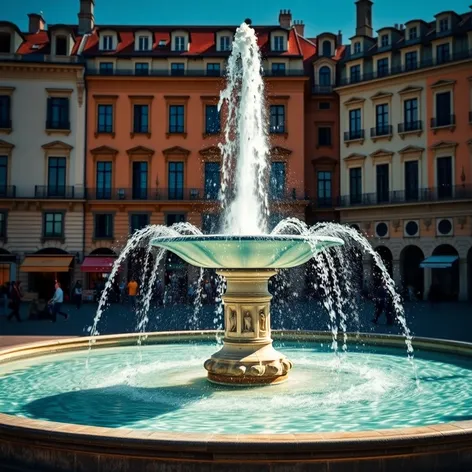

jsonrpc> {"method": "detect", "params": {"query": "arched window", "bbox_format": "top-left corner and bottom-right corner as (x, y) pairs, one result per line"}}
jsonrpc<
(319, 66), (331, 86)
(322, 40), (332, 57)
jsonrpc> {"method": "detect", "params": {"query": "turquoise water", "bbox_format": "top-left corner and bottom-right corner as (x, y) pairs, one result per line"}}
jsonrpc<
(0, 342), (471, 434)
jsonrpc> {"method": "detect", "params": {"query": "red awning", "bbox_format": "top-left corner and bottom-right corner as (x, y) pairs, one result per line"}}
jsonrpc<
(80, 256), (118, 273)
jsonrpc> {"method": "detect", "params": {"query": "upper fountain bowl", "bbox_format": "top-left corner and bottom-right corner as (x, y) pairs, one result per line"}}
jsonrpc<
(151, 234), (344, 269)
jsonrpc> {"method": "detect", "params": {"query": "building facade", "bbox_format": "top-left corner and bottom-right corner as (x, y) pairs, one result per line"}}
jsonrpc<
(336, 0), (472, 301)
(0, 14), (86, 298)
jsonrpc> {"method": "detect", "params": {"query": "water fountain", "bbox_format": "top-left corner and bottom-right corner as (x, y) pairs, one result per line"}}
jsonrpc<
(1, 21), (472, 472)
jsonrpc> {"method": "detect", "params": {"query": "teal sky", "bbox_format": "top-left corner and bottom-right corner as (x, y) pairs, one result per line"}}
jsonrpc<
(2, 0), (472, 38)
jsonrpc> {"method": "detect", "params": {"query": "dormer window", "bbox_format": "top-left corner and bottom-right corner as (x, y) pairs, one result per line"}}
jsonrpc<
(0, 33), (11, 53)
(55, 36), (68, 56)
(138, 36), (150, 51)
(408, 26), (418, 40)
(273, 35), (285, 52)
(380, 34), (389, 47)
(220, 36), (231, 51)
(353, 41), (361, 54)
(174, 36), (186, 51)
(439, 17), (449, 32)
(322, 40), (332, 57)
(102, 35), (114, 51)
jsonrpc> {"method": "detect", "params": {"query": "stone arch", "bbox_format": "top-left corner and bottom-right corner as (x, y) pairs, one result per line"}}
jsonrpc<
(431, 244), (460, 302)
(400, 245), (424, 299)
(35, 247), (69, 255)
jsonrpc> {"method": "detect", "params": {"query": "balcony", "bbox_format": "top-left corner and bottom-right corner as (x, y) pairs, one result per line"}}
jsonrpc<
(312, 85), (334, 94)
(370, 125), (393, 139)
(0, 118), (12, 130)
(398, 121), (423, 134)
(311, 196), (336, 208)
(344, 130), (365, 143)
(34, 186), (85, 199)
(338, 184), (472, 208)
(431, 115), (455, 129)
(0, 186), (16, 198)
(46, 120), (70, 134)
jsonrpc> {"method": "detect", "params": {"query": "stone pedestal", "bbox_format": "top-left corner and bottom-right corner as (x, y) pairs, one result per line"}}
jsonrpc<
(204, 269), (293, 385)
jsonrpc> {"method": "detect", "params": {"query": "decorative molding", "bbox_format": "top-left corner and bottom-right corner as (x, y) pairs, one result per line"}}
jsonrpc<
(92, 94), (119, 100)
(0, 139), (14, 151)
(370, 149), (394, 158)
(344, 152), (366, 161)
(429, 140), (458, 151)
(164, 95), (190, 100)
(41, 140), (73, 151)
(162, 146), (191, 157)
(128, 95), (155, 100)
(271, 146), (292, 157)
(398, 145), (425, 154)
(268, 95), (291, 100)
(126, 145), (155, 156)
(45, 88), (73, 96)
(430, 79), (456, 89)
(392, 220), (401, 232)
(90, 145), (119, 159)
(423, 218), (432, 230)
(343, 96), (365, 107)
(311, 156), (338, 166)
(398, 85), (423, 95)
(0, 87), (15, 96)
(199, 146), (221, 160)
(457, 216), (466, 229)
(370, 91), (393, 101)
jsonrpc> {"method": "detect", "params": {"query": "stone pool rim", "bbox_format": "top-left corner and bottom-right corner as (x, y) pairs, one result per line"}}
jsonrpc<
(1, 330), (472, 471)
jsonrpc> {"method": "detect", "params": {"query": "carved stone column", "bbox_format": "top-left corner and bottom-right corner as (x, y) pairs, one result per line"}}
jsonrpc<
(204, 269), (293, 385)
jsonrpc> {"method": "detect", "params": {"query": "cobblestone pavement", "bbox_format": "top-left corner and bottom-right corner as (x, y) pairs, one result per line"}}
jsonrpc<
(0, 299), (471, 348)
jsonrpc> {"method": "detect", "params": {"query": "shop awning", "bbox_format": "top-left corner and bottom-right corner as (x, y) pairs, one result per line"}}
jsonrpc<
(420, 255), (459, 269)
(21, 256), (74, 273)
(80, 256), (118, 273)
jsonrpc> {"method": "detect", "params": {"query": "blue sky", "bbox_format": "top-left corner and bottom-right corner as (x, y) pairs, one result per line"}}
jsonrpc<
(3, 0), (472, 38)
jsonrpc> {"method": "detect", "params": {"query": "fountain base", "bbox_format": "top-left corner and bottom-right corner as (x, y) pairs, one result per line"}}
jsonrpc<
(204, 269), (293, 385)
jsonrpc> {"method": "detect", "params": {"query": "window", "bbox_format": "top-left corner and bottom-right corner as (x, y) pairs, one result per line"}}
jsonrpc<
(133, 105), (149, 133)
(166, 213), (185, 226)
(220, 36), (231, 51)
(135, 63), (149, 75)
(375, 103), (389, 135)
(97, 104), (113, 133)
(102, 35), (113, 51)
(96, 161), (112, 199)
(202, 213), (220, 234)
(319, 66), (331, 86)
(376, 164), (389, 203)
(436, 43), (450, 64)
(439, 18), (449, 32)
(174, 36), (186, 51)
(168, 162), (184, 200)
(99, 62), (113, 75)
(404, 98), (418, 130)
(132, 162), (148, 199)
(138, 36), (150, 51)
(0, 33), (11, 53)
(435, 91), (451, 126)
(377, 58), (389, 77)
(130, 214), (150, 233)
(204, 162), (220, 199)
(353, 41), (361, 54)
(207, 63), (220, 76)
(169, 105), (184, 133)
(205, 105), (220, 134)
(47, 157), (66, 197)
(0, 156), (8, 194)
(273, 36), (285, 51)
(349, 168), (362, 204)
(405, 160), (419, 200)
(270, 162), (286, 199)
(44, 212), (63, 238)
(317, 171), (332, 207)
(405, 51), (418, 71)
(318, 127), (332, 146)
(349, 108), (362, 139)
(269, 105), (285, 134)
(319, 102), (331, 110)
(322, 40), (332, 57)
(437, 157), (452, 198)
(47, 97), (69, 130)
(0, 96), (11, 128)
(408, 27), (418, 40)
(0, 212), (6, 238)
(271, 63), (285, 76)
(94, 214), (113, 238)
(350, 64), (361, 83)
(380, 34), (389, 47)
(55, 36), (68, 55)
(171, 63), (185, 76)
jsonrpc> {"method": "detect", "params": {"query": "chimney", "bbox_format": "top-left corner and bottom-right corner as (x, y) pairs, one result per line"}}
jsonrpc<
(355, 0), (373, 37)
(27, 13), (46, 33)
(337, 30), (343, 45)
(278, 9), (292, 29)
(394, 23), (399, 30)
(293, 20), (305, 37)
(78, 0), (95, 34)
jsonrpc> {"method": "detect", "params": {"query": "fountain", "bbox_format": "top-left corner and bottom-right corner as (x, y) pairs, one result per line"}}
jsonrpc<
(1, 21), (472, 472)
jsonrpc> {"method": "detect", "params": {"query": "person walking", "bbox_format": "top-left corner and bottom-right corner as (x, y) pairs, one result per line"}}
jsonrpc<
(371, 284), (386, 324)
(49, 281), (69, 322)
(0, 282), (8, 316)
(127, 278), (138, 309)
(73, 281), (83, 309)
(7, 281), (22, 322)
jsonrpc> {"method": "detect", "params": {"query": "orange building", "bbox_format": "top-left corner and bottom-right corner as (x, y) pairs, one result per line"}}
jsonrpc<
(81, 8), (313, 288)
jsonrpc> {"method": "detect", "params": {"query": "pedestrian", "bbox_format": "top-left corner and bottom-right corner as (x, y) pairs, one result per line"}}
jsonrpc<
(0, 282), (8, 316)
(48, 281), (69, 322)
(7, 281), (22, 322)
(119, 279), (126, 304)
(73, 281), (83, 309)
(127, 278), (138, 309)
(371, 284), (386, 324)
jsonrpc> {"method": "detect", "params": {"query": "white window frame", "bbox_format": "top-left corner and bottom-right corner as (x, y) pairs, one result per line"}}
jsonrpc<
(138, 36), (150, 51)
(273, 35), (285, 52)
(174, 36), (186, 51)
(102, 35), (114, 51)
(220, 36), (231, 51)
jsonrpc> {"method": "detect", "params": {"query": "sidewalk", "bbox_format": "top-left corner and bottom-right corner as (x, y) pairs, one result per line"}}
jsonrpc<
(0, 300), (471, 348)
